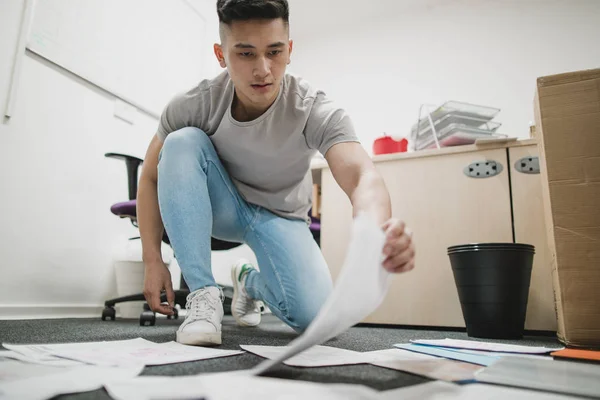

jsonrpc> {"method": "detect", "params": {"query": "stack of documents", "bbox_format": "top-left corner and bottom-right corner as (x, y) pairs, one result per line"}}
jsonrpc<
(476, 356), (600, 398)
(409, 339), (564, 354)
(392, 339), (563, 366)
(394, 343), (499, 366)
(388, 338), (600, 399)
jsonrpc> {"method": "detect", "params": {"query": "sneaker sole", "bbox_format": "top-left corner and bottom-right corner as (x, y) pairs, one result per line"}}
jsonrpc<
(176, 331), (222, 346)
(231, 262), (260, 327)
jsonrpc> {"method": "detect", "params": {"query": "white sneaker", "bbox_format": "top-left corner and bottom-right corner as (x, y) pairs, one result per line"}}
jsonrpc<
(176, 286), (224, 346)
(231, 259), (262, 327)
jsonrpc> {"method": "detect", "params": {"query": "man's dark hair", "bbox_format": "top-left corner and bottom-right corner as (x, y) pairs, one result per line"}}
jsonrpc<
(217, 0), (289, 25)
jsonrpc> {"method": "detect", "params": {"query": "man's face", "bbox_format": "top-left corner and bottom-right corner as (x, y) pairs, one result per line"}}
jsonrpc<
(215, 18), (292, 110)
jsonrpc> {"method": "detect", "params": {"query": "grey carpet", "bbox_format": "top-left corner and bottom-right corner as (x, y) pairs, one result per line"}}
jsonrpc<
(0, 315), (560, 399)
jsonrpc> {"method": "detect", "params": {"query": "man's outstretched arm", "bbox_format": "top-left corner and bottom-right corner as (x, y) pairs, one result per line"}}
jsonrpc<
(325, 142), (415, 274)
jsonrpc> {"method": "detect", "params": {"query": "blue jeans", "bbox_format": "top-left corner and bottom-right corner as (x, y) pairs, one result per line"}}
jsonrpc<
(157, 127), (333, 331)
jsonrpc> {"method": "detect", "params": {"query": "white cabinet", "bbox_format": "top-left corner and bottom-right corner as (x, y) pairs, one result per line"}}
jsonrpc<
(321, 145), (514, 327)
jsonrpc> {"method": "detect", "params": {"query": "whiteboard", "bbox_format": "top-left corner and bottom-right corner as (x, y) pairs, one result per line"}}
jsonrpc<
(27, 0), (208, 118)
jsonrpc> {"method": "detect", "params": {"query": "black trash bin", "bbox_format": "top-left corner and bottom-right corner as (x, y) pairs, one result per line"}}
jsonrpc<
(448, 243), (535, 339)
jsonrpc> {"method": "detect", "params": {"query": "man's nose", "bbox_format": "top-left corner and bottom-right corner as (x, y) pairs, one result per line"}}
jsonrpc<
(253, 56), (270, 79)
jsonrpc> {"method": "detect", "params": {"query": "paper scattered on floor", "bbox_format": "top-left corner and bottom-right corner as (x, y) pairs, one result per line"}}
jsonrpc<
(1, 345), (85, 367)
(361, 348), (439, 363)
(251, 215), (388, 375)
(3, 338), (244, 367)
(105, 373), (380, 400)
(242, 346), (440, 367)
(475, 356), (600, 399)
(358, 349), (482, 382)
(411, 339), (564, 354)
(371, 358), (483, 383)
(107, 374), (584, 400)
(241, 345), (367, 367)
(395, 344), (499, 366)
(446, 348), (552, 361)
(242, 345), (478, 382)
(378, 381), (582, 400)
(0, 364), (143, 400)
(0, 358), (73, 382)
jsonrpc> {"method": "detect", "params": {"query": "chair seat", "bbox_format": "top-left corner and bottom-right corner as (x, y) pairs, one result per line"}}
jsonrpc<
(111, 200), (137, 219)
(110, 198), (240, 250)
(309, 213), (321, 232)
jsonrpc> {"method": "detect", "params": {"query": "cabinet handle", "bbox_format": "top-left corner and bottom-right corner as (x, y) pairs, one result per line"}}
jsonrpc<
(514, 156), (540, 174)
(463, 160), (503, 178)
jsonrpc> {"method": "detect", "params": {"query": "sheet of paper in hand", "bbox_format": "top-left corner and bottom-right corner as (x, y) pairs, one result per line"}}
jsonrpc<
(251, 214), (388, 375)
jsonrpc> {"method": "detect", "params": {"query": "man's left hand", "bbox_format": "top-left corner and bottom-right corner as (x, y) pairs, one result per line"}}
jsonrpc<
(381, 218), (415, 273)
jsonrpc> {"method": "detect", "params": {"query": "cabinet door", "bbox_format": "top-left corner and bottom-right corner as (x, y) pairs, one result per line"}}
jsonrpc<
(321, 148), (513, 327)
(510, 145), (557, 332)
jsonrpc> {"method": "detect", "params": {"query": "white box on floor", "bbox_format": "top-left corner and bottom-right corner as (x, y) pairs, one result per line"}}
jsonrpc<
(114, 260), (146, 318)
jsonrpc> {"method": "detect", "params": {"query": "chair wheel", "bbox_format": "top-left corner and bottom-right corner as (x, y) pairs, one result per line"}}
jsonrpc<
(167, 308), (179, 320)
(101, 306), (116, 321)
(140, 310), (156, 326)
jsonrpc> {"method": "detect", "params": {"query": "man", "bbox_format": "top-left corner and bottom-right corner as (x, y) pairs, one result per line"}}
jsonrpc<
(139, 0), (415, 346)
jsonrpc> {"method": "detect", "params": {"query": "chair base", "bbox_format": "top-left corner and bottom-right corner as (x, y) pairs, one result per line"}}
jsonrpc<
(101, 286), (234, 326)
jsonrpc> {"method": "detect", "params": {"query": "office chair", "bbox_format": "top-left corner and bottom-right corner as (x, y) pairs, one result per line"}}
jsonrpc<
(102, 152), (242, 326)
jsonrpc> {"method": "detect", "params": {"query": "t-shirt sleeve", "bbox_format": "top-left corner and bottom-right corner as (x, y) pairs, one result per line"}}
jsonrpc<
(156, 88), (210, 142)
(304, 91), (360, 156)
(156, 93), (188, 141)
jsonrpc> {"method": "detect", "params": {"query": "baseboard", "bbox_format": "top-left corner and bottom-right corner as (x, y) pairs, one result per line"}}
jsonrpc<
(0, 304), (272, 320)
(0, 304), (105, 320)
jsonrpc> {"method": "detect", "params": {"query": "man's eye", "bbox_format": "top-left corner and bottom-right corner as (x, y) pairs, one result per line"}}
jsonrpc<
(239, 52), (253, 57)
(269, 50), (282, 56)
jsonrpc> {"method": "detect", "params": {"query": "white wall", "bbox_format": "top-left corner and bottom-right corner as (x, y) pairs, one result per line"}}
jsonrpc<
(288, 0), (600, 153)
(0, 0), (257, 319)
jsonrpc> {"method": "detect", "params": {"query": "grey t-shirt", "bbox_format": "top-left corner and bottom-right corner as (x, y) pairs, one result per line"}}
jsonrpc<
(157, 70), (359, 221)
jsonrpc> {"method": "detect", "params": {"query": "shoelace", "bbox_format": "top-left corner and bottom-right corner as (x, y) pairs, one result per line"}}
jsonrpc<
(186, 288), (224, 320)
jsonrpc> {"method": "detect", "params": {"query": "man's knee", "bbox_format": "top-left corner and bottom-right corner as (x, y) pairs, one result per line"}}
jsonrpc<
(160, 127), (212, 161)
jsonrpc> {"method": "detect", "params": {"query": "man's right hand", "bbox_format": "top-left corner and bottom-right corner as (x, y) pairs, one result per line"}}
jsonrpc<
(143, 260), (175, 316)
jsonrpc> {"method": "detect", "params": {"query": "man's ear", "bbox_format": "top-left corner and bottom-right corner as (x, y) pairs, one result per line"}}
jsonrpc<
(214, 43), (227, 68)
(287, 39), (293, 65)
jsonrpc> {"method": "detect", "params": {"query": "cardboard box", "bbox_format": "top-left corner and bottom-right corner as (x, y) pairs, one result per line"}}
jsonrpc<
(534, 68), (600, 348)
